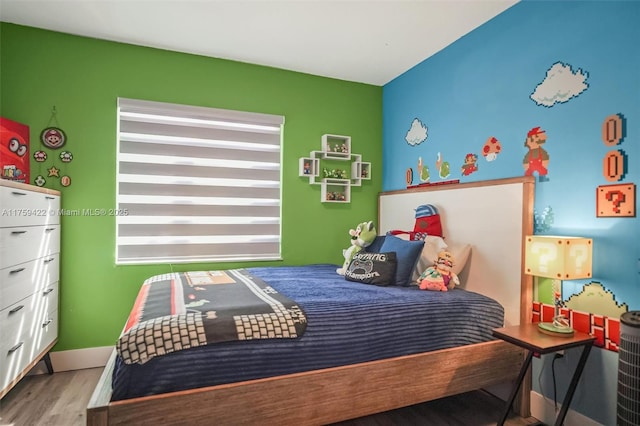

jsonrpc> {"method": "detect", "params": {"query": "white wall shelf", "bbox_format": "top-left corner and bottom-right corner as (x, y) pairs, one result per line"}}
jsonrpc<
(298, 134), (371, 203)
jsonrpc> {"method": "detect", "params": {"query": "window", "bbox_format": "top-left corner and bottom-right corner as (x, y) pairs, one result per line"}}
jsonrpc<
(116, 98), (284, 265)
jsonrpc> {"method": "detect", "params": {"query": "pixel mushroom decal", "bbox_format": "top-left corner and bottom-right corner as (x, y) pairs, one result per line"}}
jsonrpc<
(482, 137), (501, 162)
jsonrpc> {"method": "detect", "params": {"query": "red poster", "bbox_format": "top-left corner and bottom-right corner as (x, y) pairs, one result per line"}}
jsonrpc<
(0, 117), (30, 184)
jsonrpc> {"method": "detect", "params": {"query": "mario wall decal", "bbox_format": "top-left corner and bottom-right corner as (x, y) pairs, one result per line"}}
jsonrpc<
(461, 153), (478, 176)
(523, 126), (549, 180)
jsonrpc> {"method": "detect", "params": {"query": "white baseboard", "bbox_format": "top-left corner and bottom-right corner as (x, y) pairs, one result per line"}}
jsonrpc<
(530, 390), (603, 426)
(28, 346), (113, 375)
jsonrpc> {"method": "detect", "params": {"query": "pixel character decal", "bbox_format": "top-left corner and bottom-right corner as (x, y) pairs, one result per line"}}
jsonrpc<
(523, 127), (549, 178)
(417, 156), (429, 183)
(461, 153), (478, 176)
(435, 152), (451, 179)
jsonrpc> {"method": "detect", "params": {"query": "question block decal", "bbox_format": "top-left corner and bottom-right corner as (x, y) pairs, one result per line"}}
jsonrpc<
(596, 183), (635, 217)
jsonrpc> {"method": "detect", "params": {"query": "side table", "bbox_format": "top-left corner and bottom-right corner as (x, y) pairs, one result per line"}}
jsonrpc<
(492, 323), (595, 426)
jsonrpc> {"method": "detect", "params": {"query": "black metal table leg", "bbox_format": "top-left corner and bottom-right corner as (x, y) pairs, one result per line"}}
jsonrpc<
(499, 350), (534, 426)
(43, 352), (54, 375)
(554, 342), (593, 426)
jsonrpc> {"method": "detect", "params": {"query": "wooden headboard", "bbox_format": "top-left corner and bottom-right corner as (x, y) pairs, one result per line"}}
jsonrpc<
(379, 177), (535, 327)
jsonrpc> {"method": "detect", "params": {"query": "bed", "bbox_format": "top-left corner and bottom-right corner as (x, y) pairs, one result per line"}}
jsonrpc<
(87, 176), (535, 425)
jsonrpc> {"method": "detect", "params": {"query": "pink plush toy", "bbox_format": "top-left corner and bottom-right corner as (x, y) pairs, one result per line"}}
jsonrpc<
(418, 250), (460, 291)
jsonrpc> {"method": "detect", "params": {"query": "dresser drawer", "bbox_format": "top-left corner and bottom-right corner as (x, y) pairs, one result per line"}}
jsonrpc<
(0, 294), (37, 349)
(0, 290), (58, 366)
(37, 281), (59, 318)
(35, 309), (58, 357)
(0, 289), (58, 337)
(0, 300), (58, 393)
(0, 185), (60, 227)
(0, 334), (33, 394)
(0, 255), (59, 310)
(0, 225), (60, 269)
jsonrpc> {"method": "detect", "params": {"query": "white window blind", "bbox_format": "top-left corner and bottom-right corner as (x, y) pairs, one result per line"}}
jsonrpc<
(116, 98), (283, 265)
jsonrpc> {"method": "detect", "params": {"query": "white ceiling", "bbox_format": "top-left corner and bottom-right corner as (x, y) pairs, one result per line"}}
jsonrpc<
(0, 0), (518, 86)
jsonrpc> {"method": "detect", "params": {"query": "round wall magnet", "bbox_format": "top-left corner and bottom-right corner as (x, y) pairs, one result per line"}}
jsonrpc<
(47, 166), (60, 177)
(41, 127), (66, 149)
(33, 151), (48, 162)
(59, 151), (73, 163)
(60, 175), (71, 187)
(34, 175), (46, 187)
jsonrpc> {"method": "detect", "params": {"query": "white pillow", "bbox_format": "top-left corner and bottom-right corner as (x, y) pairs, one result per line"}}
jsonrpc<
(411, 236), (448, 282)
(448, 243), (472, 276)
(411, 236), (471, 282)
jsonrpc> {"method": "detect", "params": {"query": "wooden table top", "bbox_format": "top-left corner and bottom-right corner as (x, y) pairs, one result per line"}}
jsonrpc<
(492, 323), (596, 354)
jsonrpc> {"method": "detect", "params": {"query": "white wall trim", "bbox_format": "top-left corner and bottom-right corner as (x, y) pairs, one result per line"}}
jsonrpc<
(28, 346), (113, 375)
(530, 390), (602, 426)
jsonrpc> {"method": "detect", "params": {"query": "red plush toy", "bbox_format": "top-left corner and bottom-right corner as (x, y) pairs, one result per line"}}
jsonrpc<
(388, 204), (443, 241)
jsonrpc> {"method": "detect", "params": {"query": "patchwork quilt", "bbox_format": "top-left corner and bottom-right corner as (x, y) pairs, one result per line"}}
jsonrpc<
(117, 269), (307, 364)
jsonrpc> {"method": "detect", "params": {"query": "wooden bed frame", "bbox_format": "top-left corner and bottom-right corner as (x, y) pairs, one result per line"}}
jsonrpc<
(87, 176), (535, 426)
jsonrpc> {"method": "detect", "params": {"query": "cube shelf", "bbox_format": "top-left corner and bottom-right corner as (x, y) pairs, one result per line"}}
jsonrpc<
(298, 134), (371, 203)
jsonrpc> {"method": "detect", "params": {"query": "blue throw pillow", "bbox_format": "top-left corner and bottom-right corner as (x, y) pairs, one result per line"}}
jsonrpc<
(364, 235), (386, 253)
(379, 234), (425, 286)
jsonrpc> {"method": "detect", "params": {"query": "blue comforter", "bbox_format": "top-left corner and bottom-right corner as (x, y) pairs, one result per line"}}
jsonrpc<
(111, 264), (504, 400)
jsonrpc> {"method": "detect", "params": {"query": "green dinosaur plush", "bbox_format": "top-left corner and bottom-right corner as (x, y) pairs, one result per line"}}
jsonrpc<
(336, 221), (377, 275)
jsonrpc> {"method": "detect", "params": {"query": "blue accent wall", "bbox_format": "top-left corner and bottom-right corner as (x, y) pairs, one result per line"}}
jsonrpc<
(382, 1), (639, 424)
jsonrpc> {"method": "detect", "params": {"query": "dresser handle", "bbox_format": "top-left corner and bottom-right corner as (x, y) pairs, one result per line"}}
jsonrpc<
(42, 319), (53, 327)
(45, 227), (56, 232)
(8, 342), (24, 354)
(43, 288), (54, 295)
(11, 230), (27, 235)
(44, 258), (55, 263)
(11, 191), (27, 196)
(9, 267), (25, 274)
(9, 305), (24, 314)
(45, 196), (56, 200)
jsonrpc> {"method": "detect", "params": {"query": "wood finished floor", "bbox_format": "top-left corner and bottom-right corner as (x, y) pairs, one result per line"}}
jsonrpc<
(0, 367), (540, 426)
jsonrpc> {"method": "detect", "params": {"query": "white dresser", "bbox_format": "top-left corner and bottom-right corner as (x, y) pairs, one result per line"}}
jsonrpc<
(0, 180), (60, 399)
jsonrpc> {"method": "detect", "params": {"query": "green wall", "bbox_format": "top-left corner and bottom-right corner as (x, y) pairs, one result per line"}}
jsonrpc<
(0, 23), (382, 350)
